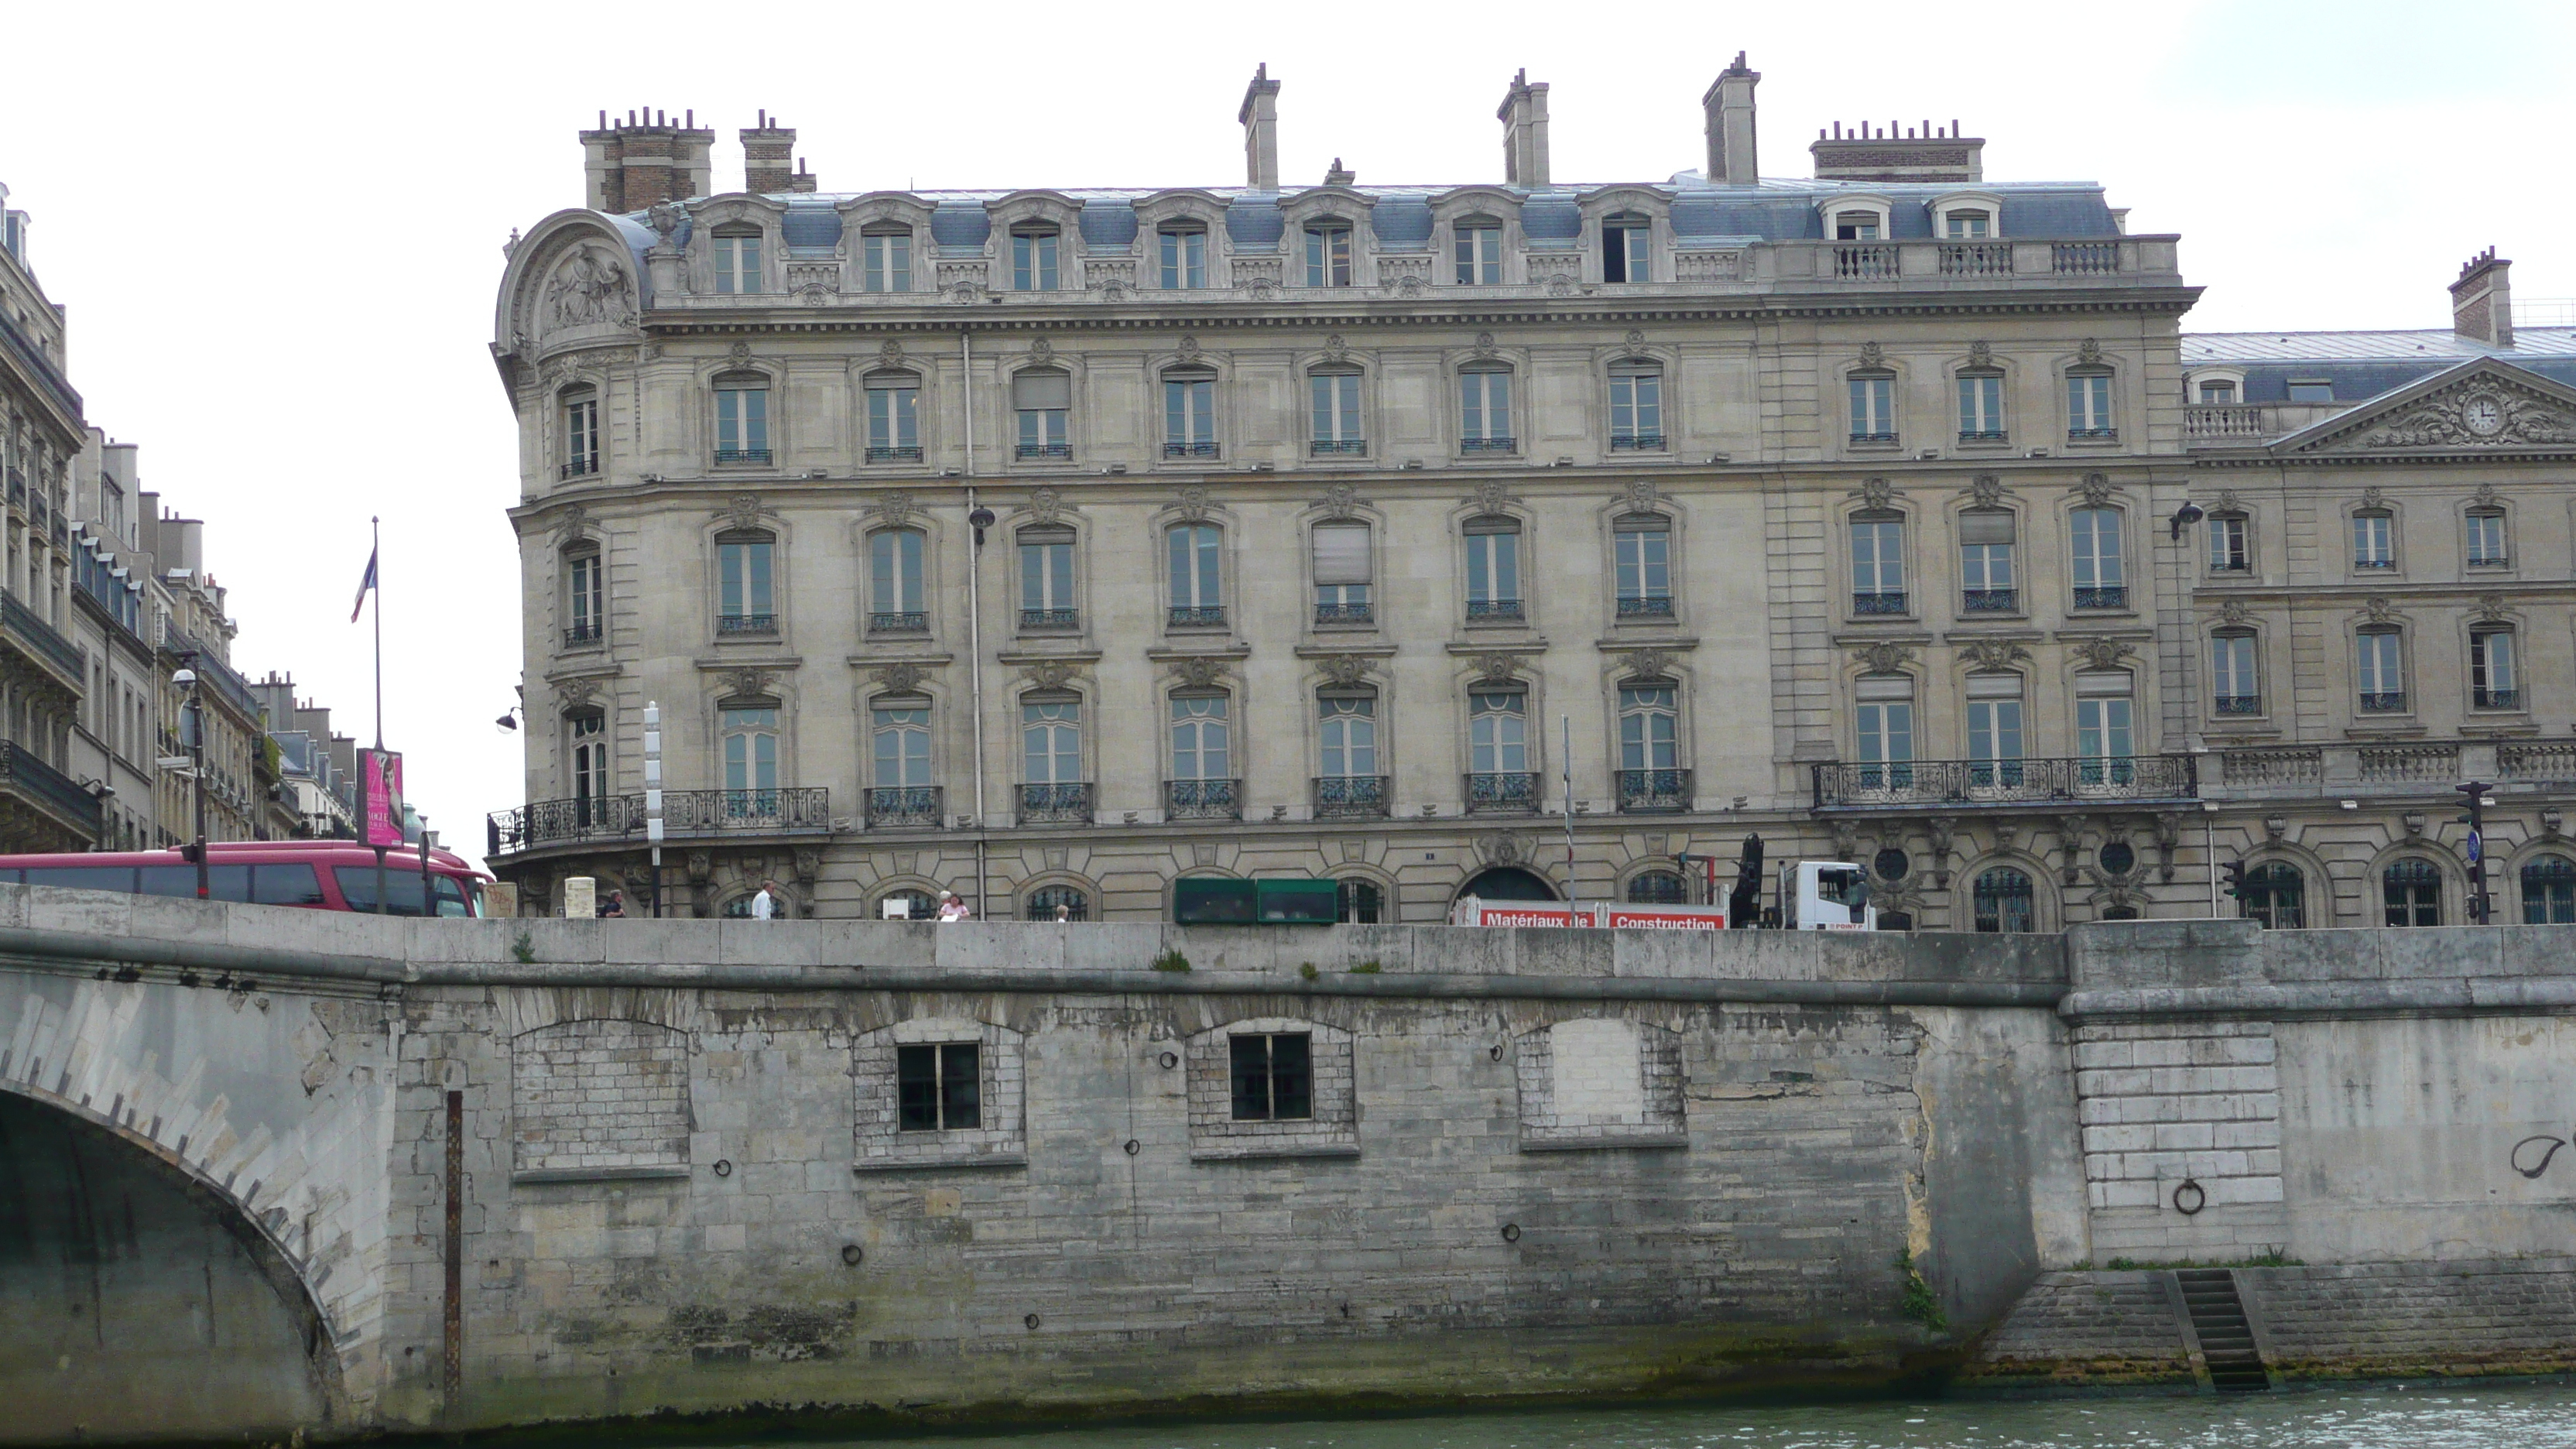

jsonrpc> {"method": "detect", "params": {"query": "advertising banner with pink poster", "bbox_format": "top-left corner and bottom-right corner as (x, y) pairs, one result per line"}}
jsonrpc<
(359, 747), (406, 848)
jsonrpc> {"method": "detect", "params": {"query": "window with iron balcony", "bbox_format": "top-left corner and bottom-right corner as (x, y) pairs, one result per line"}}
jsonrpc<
(1848, 372), (1896, 444)
(1958, 509), (2017, 613)
(1850, 515), (1906, 617)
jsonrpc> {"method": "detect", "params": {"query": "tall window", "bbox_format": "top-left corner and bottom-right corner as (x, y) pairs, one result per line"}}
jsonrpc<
(714, 375), (770, 462)
(2212, 632), (2259, 714)
(1854, 676), (1913, 789)
(1959, 510), (2017, 611)
(1974, 867), (2036, 933)
(1609, 361), (1663, 450)
(2352, 511), (2394, 570)
(865, 373), (920, 461)
(1944, 210), (1992, 238)
(1017, 526), (1075, 629)
(862, 226), (910, 293)
(567, 713), (608, 824)
(872, 702), (932, 786)
(897, 1043), (978, 1130)
(1230, 1033), (1312, 1121)
(1958, 372), (2004, 441)
(1851, 515), (1906, 615)
(2067, 370), (2114, 438)
(2241, 862), (2304, 929)
(562, 388), (600, 477)
(1618, 685), (1678, 772)
(1170, 694), (1230, 780)
(1614, 516), (1673, 618)
(1163, 368), (1218, 458)
(1335, 879), (1382, 924)
(1318, 695), (1378, 778)
(2071, 507), (2126, 609)
(2472, 627), (2519, 709)
(2209, 514), (2249, 573)
(1454, 221), (1502, 284)
(1601, 212), (1650, 283)
(1011, 224), (1060, 290)
(1469, 690), (1528, 776)
(1012, 369), (1071, 459)
(1464, 518), (1522, 621)
(1022, 698), (1081, 783)
(2076, 674), (2134, 784)
(717, 533), (773, 632)
(2521, 855), (2576, 925)
(2467, 509), (2508, 567)
(1166, 523), (1224, 626)
(1303, 222), (1352, 286)
(2357, 629), (2404, 712)
(1627, 871), (1686, 904)
(1159, 225), (1207, 289)
(1311, 522), (1372, 625)
(1966, 675), (2024, 786)
(2383, 858), (2441, 927)
(1310, 368), (1365, 454)
(1026, 886), (1089, 922)
(1849, 372), (1896, 442)
(1459, 366), (1514, 450)
(868, 527), (924, 632)
(711, 227), (760, 294)
(721, 704), (779, 811)
(566, 551), (604, 645)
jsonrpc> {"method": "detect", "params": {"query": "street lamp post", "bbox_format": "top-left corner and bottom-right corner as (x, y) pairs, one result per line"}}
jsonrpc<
(172, 665), (207, 900)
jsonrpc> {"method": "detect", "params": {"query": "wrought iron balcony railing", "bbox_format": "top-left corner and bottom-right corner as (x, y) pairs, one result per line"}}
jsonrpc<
(1016, 781), (1093, 824)
(714, 448), (772, 464)
(485, 786), (830, 857)
(1016, 442), (1073, 461)
(866, 445), (924, 463)
(1314, 774), (1389, 819)
(1163, 440), (1220, 459)
(1167, 604), (1226, 629)
(1609, 433), (1666, 452)
(718, 612), (776, 634)
(1465, 771), (1539, 814)
(1019, 607), (1078, 631)
(1314, 602), (1373, 625)
(1852, 591), (1907, 616)
(1961, 587), (2018, 612)
(2476, 688), (2522, 711)
(1850, 430), (1897, 444)
(2215, 694), (2263, 716)
(2358, 691), (2407, 713)
(1310, 439), (1368, 456)
(564, 622), (604, 648)
(1165, 778), (1241, 820)
(865, 785), (944, 828)
(560, 457), (599, 480)
(3, 593), (85, 684)
(1616, 768), (1691, 813)
(1466, 598), (1524, 622)
(868, 610), (928, 633)
(2354, 557), (2396, 570)
(1811, 755), (2197, 810)
(2067, 426), (2118, 441)
(2074, 585), (2128, 610)
(1616, 595), (1675, 619)
(0, 740), (101, 841)
(1460, 437), (1516, 453)
(1958, 429), (2008, 444)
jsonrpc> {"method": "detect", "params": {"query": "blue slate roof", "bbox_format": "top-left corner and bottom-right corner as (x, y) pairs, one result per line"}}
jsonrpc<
(1225, 196), (1283, 249)
(1078, 204), (1136, 248)
(1371, 196), (1434, 249)
(780, 200), (841, 251)
(2184, 327), (2576, 404)
(929, 204), (990, 250)
(2230, 358), (2576, 404)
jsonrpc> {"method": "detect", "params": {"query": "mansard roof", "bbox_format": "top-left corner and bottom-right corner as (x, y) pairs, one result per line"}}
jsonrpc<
(2262, 357), (2576, 461)
(2183, 327), (2576, 405)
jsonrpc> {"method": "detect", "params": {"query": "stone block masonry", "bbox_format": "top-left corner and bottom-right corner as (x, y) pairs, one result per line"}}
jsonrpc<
(509, 1016), (690, 1178)
(2073, 1019), (2286, 1259)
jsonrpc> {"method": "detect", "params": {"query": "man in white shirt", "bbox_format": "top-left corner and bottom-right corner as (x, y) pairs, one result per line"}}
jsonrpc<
(752, 880), (779, 920)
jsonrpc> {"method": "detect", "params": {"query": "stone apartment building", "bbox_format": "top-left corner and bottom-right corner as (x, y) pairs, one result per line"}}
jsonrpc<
(485, 63), (2576, 928)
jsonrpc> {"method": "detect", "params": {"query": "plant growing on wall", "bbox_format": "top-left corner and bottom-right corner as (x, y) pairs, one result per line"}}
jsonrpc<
(1896, 1249), (1947, 1332)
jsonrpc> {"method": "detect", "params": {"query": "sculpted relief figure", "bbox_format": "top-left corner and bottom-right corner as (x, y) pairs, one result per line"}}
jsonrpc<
(546, 246), (635, 330)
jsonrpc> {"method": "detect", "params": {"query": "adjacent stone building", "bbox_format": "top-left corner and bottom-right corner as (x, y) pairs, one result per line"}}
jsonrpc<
(485, 67), (2576, 927)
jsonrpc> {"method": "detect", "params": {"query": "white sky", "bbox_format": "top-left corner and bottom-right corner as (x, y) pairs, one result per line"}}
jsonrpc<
(2, 0), (2568, 867)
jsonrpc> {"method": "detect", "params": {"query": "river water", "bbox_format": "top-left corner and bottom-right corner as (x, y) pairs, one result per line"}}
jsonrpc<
(835, 1382), (2576, 1449)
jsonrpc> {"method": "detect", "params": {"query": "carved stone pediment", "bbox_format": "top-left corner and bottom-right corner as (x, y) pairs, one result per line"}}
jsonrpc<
(2280, 361), (2576, 455)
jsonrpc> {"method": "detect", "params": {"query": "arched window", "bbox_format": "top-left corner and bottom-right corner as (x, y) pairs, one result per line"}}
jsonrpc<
(1166, 522), (1224, 627)
(711, 224), (761, 294)
(2467, 508), (2509, 568)
(2241, 862), (2304, 929)
(1616, 682), (1684, 812)
(1601, 211), (1650, 282)
(1016, 526), (1075, 630)
(1959, 509), (2017, 611)
(1012, 368), (1071, 459)
(1627, 870), (1686, 904)
(1974, 867), (2036, 933)
(2070, 506), (2126, 609)
(866, 527), (925, 633)
(1010, 224), (1060, 291)
(2357, 628), (2405, 713)
(1458, 866), (1557, 902)
(1158, 224), (1207, 289)
(560, 385), (601, 477)
(712, 372), (771, 464)
(715, 529), (774, 632)
(878, 888), (936, 921)
(1026, 885), (1089, 921)
(1336, 878), (1383, 923)
(864, 370), (920, 461)
(866, 697), (937, 827)
(2212, 631), (2260, 714)
(1608, 360), (1664, 450)
(2067, 366), (2115, 439)
(1310, 366), (1365, 455)
(2352, 509), (2395, 570)
(1851, 511), (1906, 615)
(2522, 855), (2576, 924)
(1454, 218), (1502, 284)
(1458, 364), (1515, 452)
(1167, 693), (1235, 817)
(1466, 687), (1531, 811)
(2384, 858), (2441, 927)
(1303, 221), (1354, 287)
(1956, 368), (2004, 442)
(1613, 513), (1673, 618)
(1848, 368), (1896, 443)
(2472, 626), (2519, 710)
(1315, 692), (1383, 816)
(1162, 365), (1218, 459)
(567, 711), (610, 827)
(1310, 521), (1372, 625)
(720, 701), (779, 818)
(564, 546), (604, 646)
(861, 224), (911, 293)
(1464, 515), (1522, 621)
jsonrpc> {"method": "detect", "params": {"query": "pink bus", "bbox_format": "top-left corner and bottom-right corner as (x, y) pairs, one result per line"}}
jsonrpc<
(0, 840), (489, 916)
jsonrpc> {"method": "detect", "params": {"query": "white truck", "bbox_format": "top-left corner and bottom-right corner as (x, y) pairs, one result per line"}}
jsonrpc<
(1777, 859), (1878, 930)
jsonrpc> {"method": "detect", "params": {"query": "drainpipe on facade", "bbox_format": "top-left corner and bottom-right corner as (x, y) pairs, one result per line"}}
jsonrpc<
(961, 331), (988, 919)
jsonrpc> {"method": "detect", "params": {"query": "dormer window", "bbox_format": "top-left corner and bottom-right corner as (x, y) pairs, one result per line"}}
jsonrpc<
(1834, 211), (1882, 242)
(1944, 210), (1992, 238)
(2286, 380), (2335, 403)
(1304, 222), (1353, 287)
(712, 226), (761, 294)
(862, 225), (911, 293)
(1455, 221), (1502, 284)
(2197, 380), (2239, 404)
(1601, 212), (1650, 283)
(1012, 224), (1060, 291)
(1159, 225), (1208, 289)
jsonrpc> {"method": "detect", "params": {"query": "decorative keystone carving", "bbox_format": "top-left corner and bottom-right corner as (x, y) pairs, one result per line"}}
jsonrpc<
(1464, 479), (1521, 516)
(2212, 488), (2244, 513)
(1316, 481), (1368, 519)
(1968, 473), (2009, 507)
(2474, 481), (2502, 509)
(1858, 341), (1885, 368)
(2077, 337), (2103, 366)
(549, 503), (592, 548)
(1473, 653), (1522, 683)
(2073, 637), (2136, 672)
(728, 340), (754, 365)
(1471, 331), (1499, 358)
(2220, 599), (2252, 626)
(2078, 472), (2116, 506)
(1624, 328), (1647, 349)
(2404, 810), (2427, 839)
(714, 492), (771, 533)
(2361, 485), (2387, 510)
(1022, 660), (1077, 690)
(1621, 647), (1680, 680)
(1960, 639), (2032, 673)
(870, 663), (928, 694)
(1852, 642), (1915, 675)
(2264, 814), (2287, 842)
(2363, 596), (2402, 625)
(722, 668), (776, 701)
(1967, 340), (1992, 368)
(1317, 655), (1371, 689)
(1168, 657), (1226, 690)
(1172, 486), (1212, 522)
(1029, 337), (1054, 364)
(1023, 487), (1067, 526)
(877, 338), (904, 368)
(1854, 477), (1904, 510)
(1177, 334), (1201, 361)
(793, 849), (822, 886)
(863, 490), (918, 526)
(1322, 333), (1349, 362)
(1478, 831), (1526, 867)
(2476, 594), (2512, 622)
(555, 677), (601, 711)
(1623, 477), (1662, 512)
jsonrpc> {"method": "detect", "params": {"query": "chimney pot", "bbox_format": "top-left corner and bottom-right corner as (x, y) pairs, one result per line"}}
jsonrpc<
(1702, 52), (1761, 185)
(1239, 63), (1282, 190)
(2450, 248), (2514, 349)
(1497, 69), (1551, 187)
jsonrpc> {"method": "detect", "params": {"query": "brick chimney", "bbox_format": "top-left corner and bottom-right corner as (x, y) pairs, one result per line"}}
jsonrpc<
(1810, 119), (1984, 183)
(1239, 63), (1280, 190)
(1702, 53), (1760, 185)
(741, 111), (816, 194)
(2451, 248), (2513, 349)
(1498, 69), (1550, 187)
(580, 108), (717, 213)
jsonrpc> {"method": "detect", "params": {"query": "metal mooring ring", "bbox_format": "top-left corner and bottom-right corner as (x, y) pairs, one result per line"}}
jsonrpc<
(1158, 1051), (1180, 1070)
(1500, 1223), (1523, 1243)
(1123, 1139), (1141, 1156)
(2173, 1178), (2208, 1216)
(1024, 1313), (1042, 1331)
(841, 1244), (864, 1266)
(713, 1159), (733, 1177)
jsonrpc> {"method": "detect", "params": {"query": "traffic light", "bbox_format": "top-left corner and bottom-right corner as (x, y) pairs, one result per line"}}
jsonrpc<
(2219, 859), (2247, 899)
